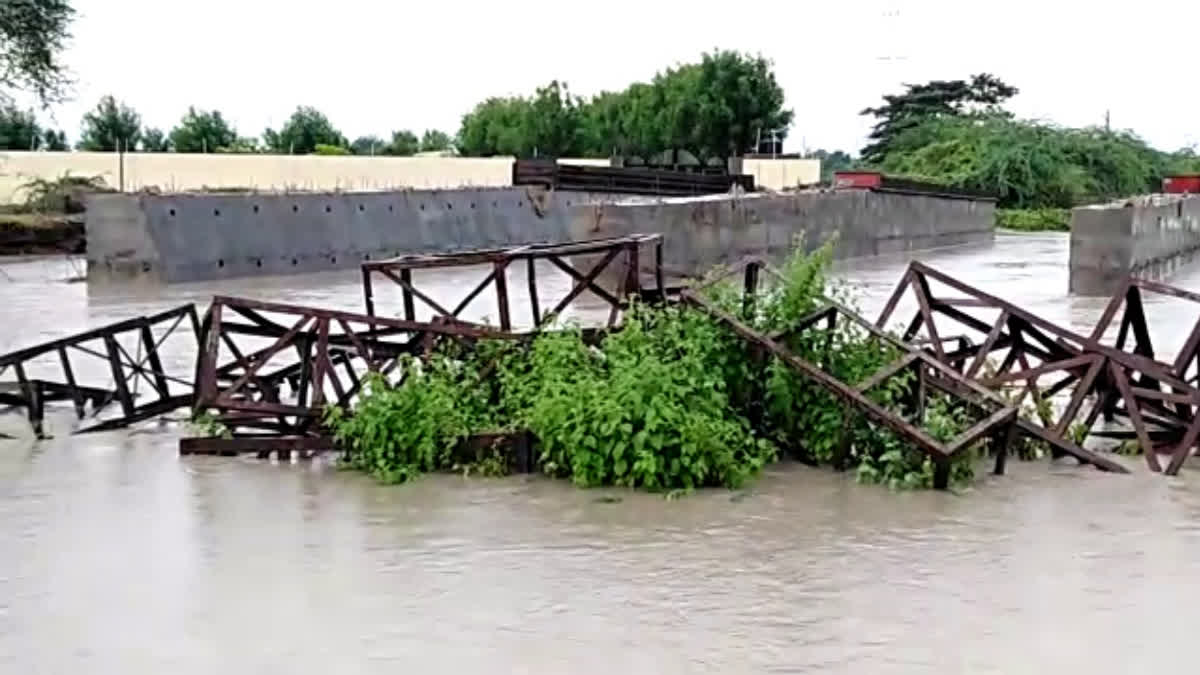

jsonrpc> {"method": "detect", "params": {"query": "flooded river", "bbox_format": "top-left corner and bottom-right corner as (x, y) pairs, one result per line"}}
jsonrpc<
(3, 232), (1200, 673)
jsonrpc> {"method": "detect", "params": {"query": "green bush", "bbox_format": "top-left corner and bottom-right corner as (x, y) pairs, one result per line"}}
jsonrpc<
(995, 207), (1071, 232)
(329, 241), (993, 493)
(312, 143), (350, 155)
(326, 355), (495, 484)
(510, 304), (774, 490)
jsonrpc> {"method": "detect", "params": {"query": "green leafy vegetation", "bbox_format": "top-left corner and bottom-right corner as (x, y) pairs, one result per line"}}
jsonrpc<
(454, 50), (791, 164)
(329, 242), (1003, 494)
(996, 208), (1071, 232)
(0, 0), (75, 105)
(77, 95), (142, 152)
(168, 106), (238, 153)
(861, 74), (1199, 217)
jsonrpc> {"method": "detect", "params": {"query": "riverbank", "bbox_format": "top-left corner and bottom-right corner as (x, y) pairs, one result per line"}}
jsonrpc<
(0, 214), (85, 256)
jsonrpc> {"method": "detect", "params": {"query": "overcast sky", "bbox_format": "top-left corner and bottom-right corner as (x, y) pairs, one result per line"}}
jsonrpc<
(22, 0), (1200, 154)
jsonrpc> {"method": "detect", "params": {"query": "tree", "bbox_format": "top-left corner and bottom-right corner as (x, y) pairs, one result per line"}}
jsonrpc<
(805, 149), (856, 182)
(168, 106), (237, 153)
(217, 136), (260, 153)
(77, 95), (141, 151)
(859, 73), (1018, 164)
(141, 127), (169, 152)
(419, 129), (452, 153)
(0, 104), (40, 149)
(875, 115), (1161, 208)
(456, 96), (534, 157)
(351, 135), (385, 155)
(41, 127), (67, 150)
(380, 129), (419, 156)
(263, 106), (345, 154)
(455, 52), (790, 164)
(689, 50), (793, 163)
(0, 0), (75, 105)
(383, 129), (418, 156)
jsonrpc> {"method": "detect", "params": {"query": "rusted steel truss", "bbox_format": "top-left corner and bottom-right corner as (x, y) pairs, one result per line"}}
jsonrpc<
(189, 295), (521, 456)
(0, 304), (199, 437)
(686, 255), (1123, 482)
(683, 283), (1023, 490)
(877, 261), (1195, 475)
(361, 234), (665, 331)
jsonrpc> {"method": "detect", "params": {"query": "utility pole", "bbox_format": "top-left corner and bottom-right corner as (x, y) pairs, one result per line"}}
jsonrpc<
(1105, 109), (1111, 132)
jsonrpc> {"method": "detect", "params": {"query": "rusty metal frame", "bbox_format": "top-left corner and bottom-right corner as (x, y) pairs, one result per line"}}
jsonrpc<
(360, 234), (665, 331)
(190, 295), (523, 454)
(690, 257), (1128, 477)
(0, 304), (200, 437)
(682, 286), (1024, 489)
(877, 261), (1196, 475)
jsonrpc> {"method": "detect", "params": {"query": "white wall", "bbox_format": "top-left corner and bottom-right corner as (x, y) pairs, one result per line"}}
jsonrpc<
(0, 151), (816, 203)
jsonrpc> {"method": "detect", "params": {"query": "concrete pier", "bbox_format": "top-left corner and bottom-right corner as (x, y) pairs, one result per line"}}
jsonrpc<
(1069, 194), (1200, 296)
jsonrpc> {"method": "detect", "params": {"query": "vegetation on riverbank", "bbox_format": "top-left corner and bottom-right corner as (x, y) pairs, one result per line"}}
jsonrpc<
(327, 242), (1007, 494)
(862, 75), (1200, 210)
(0, 174), (104, 255)
(995, 208), (1071, 232)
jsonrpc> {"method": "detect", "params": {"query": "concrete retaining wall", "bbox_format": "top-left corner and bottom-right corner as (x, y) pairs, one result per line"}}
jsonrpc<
(86, 187), (995, 284)
(1069, 195), (1200, 295)
(86, 187), (604, 283)
(568, 189), (995, 277)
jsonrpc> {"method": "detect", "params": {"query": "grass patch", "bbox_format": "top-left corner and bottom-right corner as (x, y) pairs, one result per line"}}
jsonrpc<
(995, 207), (1071, 232)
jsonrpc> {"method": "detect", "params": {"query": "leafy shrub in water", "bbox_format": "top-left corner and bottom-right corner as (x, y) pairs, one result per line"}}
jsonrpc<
(331, 239), (993, 493)
(504, 304), (774, 490)
(326, 355), (494, 484)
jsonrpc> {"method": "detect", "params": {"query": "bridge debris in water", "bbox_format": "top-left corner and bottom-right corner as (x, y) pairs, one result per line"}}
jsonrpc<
(878, 262), (1200, 475)
(1, 234), (1198, 484)
(0, 304), (199, 437)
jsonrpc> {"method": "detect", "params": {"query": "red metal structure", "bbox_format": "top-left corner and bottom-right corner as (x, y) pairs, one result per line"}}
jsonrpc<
(1163, 175), (1200, 194)
(833, 171), (883, 189)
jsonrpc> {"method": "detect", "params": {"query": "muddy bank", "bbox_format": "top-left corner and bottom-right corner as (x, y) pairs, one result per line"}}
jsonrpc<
(0, 215), (85, 256)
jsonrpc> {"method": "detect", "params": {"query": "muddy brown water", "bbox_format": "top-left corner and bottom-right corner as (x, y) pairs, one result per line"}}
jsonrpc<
(3, 232), (1200, 673)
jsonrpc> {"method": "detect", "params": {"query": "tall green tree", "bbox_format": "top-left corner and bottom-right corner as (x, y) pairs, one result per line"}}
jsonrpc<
(41, 127), (67, 150)
(525, 80), (582, 157)
(77, 95), (141, 151)
(419, 128), (452, 152)
(690, 50), (793, 163)
(141, 127), (169, 152)
(876, 115), (1160, 208)
(263, 106), (346, 154)
(454, 51), (790, 164)
(385, 129), (419, 156)
(0, 104), (40, 149)
(169, 106), (237, 153)
(0, 0), (75, 105)
(805, 149), (856, 182)
(351, 135), (385, 155)
(457, 96), (534, 157)
(860, 73), (1017, 164)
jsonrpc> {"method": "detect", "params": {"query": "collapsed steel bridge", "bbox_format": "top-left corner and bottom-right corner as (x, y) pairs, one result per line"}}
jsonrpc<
(1, 234), (1198, 482)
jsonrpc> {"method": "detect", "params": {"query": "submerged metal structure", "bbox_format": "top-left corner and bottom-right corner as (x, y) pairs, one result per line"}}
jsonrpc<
(1, 234), (1197, 483)
(877, 262), (1200, 475)
(361, 234), (664, 330)
(0, 305), (199, 437)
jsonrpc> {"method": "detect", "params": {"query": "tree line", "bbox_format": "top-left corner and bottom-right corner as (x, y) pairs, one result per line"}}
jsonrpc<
(857, 74), (1200, 208)
(0, 48), (793, 166)
(0, 99), (456, 156)
(456, 50), (792, 164)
